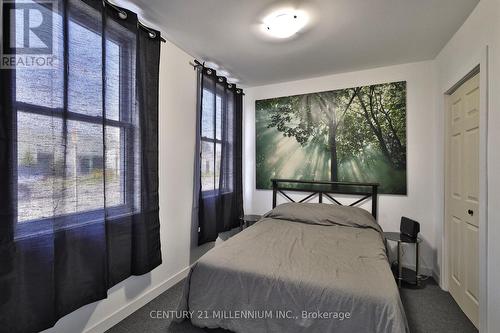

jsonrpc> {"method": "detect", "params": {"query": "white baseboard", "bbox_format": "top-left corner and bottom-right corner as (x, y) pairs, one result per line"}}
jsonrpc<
(84, 266), (191, 333)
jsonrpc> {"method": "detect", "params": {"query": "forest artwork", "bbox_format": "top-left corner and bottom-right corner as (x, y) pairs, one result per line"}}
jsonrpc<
(255, 81), (407, 194)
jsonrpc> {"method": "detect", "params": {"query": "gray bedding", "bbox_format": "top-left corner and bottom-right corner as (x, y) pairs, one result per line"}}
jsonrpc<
(178, 203), (409, 333)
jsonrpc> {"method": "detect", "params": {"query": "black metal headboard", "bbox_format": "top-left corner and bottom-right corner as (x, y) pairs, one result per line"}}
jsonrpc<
(271, 179), (379, 219)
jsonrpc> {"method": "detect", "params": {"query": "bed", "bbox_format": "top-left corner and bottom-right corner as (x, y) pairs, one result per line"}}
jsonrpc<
(178, 179), (409, 333)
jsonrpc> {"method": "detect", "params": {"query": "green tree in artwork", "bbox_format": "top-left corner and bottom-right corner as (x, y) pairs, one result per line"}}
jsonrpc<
(349, 82), (406, 170)
(258, 82), (406, 184)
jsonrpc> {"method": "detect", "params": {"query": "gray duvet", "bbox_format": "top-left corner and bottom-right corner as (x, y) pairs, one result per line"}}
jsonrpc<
(178, 203), (409, 333)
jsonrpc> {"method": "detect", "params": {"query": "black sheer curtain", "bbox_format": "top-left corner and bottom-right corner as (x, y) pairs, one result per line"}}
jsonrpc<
(194, 66), (243, 245)
(0, 1), (161, 332)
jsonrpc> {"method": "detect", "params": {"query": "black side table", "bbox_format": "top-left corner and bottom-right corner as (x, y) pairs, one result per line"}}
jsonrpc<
(240, 215), (262, 230)
(384, 232), (422, 288)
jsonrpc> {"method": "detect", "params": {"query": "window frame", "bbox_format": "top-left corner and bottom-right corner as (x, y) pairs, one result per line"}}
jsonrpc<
(200, 86), (234, 196)
(200, 135), (222, 196)
(14, 8), (137, 237)
(201, 86), (219, 196)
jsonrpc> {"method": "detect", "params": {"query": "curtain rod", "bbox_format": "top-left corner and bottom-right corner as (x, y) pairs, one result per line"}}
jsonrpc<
(189, 59), (244, 94)
(103, 0), (166, 43)
(189, 59), (204, 68)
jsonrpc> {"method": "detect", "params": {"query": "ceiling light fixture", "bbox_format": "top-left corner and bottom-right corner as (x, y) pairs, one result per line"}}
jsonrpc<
(263, 9), (308, 39)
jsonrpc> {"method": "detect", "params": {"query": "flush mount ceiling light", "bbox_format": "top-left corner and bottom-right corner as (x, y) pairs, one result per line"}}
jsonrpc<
(262, 9), (308, 39)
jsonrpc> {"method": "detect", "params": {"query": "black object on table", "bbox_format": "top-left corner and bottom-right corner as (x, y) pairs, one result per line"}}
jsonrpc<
(384, 231), (422, 288)
(240, 214), (262, 230)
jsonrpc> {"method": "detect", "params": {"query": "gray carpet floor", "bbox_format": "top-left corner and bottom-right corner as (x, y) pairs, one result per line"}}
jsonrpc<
(107, 278), (477, 333)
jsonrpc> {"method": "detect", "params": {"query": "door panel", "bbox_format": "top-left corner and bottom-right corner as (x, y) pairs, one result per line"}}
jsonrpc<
(463, 127), (479, 227)
(450, 216), (462, 288)
(464, 85), (479, 125)
(450, 133), (462, 201)
(451, 97), (463, 134)
(463, 223), (479, 325)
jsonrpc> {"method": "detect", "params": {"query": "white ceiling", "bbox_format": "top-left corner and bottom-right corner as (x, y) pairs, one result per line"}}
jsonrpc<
(119, 0), (479, 87)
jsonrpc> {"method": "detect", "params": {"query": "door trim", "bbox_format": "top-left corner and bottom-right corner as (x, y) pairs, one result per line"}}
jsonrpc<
(442, 46), (489, 331)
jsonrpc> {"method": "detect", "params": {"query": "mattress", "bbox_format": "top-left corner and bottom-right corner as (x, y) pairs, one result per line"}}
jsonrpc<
(178, 203), (409, 333)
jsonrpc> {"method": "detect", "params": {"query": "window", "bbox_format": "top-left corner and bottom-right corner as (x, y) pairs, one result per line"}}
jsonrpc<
(201, 89), (223, 192)
(15, 7), (137, 226)
(195, 68), (243, 244)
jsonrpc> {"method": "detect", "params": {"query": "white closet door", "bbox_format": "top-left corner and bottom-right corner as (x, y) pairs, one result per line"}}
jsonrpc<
(447, 73), (479, 328)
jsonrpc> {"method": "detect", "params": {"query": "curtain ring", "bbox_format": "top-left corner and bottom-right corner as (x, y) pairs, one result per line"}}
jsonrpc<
(227, 84), (232, 88)
(218, 77), (224, 82)
(148, 31), (156, 38)
(103, 0), (127, 19)
(206, 69), (212, 75)
(236, 90), (241, 94)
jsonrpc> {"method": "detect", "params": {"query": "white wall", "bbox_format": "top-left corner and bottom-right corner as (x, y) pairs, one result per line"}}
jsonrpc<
(243, 61), (439, 277)
(434, 0), (500, 331)
(42, 40), (200, 333)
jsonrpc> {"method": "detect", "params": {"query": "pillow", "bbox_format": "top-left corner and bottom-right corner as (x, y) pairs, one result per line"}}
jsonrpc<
(263, 203), (381, 233)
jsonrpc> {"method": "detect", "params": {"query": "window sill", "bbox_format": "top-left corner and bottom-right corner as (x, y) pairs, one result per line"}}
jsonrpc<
(14, 205), (137, 241)
(201, 190), (234, 199)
